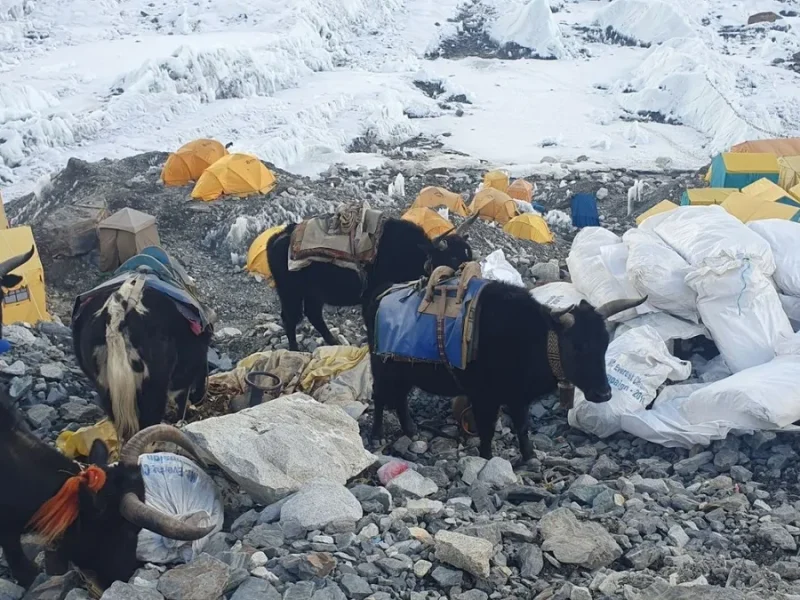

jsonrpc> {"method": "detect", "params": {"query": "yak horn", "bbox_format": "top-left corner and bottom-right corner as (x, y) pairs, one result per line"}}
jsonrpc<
(453, 213), (479, 237)
(431, 227), (456, 248)
(0, 247), (34, 276)
(595, 296), (648, 320)
(120, 493), (216, 540)
(120, 424), (207, 468)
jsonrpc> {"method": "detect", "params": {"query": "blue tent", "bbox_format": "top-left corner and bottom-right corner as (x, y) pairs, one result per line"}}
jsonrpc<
(571, 193), (599, 228)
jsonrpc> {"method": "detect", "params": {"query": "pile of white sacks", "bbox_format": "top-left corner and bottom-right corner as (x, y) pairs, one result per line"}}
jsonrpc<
(531, 205), (800, 449)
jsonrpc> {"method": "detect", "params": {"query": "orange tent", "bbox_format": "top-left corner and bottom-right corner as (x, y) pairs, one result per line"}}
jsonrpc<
(507, 179), (533, 202)
(411, 187), (469, 216)
(469, 189), (518, 225)
(401, 207), (454, 238)
(161, 139), (228, 186)
(730, 138), (800, 157)
(191, 153), (276, 201)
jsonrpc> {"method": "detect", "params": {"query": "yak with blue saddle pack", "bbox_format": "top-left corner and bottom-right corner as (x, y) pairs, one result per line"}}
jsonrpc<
(374, 262), (486, 370)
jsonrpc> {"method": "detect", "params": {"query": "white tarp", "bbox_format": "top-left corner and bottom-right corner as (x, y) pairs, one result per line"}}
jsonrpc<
(623, 228), (698, 322)
(567, 326), (691, 438)
(686, 258), (793, 373)
(748, 219), (800, 296)
(136, 453), (223, 564)
(480, 249), (524, 287)
(780, 294), (800, 332)
(650, 205), (776, 275)
(613, 312), (706, 348)
(567, 227), (653, 322)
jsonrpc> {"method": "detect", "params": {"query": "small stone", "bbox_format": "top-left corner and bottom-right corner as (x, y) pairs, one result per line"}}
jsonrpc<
(284, 581), (316, 600)
(713, 448), (738, 471)
(434, 530), (493, 578)
(158, 554), (230, 600)
(387, 470), (438, 498)
(298, 552), (336, 579)
(596, 187), (609, 200)
(408, 526), (434, 545)
(413, 560), (433, 578)
(730, 465), (753, 483)
(590, 455), (619, 479)
(0, 579), (25, 600)
(625, 544), (661, 570)
(9, 375), (33, 400)
(570, 587), (592, 600)
(40, 363), (65, 380)
(244, 524), (285, 549)
(430, 566), (464, 587)
(1, 360), (26, 376)
(668, 525), (690, 548)
(501, 522), (535, 543)
(350, 485), (392, 513)
(280, 481), (362, 530)
(631, 476), (669, 496)
(311, 584), (347, 600)
(459, 456), (488, 485)
(405, 498), (443, 516)
(673, 452), (713, 477)
(340, 574), (372, 600)
(757, 524), (797, 551)
(27, 404), (57, 428)
(477, 457), (517, 487)
(23, 571), (81, 600)
(409, 440), (428, 454)
(518, 544), (543, 578)
(100, 582), (164, 600)
(456, 591), (489, 600)
(249, 552), (268, 568)
(539, 508), (622, 570)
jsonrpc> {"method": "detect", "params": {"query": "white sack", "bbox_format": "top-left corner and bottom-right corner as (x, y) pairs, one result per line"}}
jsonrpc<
(623, 228), (698, 322)
(651, 205), (776, 275)
(136, 453), (223, 564)
(686, 258), (793, 372)
(678, 354), (800, 434)
(567, 227), (652, 322)
(480, 249), (524, 287)
(529, 281), (587, 310)
(567, 325), (691, 438)
(620, 383), (726, 449)
(613, 312), (707, 348)
(780, 294), (800, 332)
(748, 219), (800, 296)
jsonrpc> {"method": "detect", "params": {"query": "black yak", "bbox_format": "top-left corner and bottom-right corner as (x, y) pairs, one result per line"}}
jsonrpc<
(72, 274), (212, 441)
(364, 273), (646, 460)
(267, 214), (478, 351)
(0, 394), (215, 589)
(0, 246), (35, 338)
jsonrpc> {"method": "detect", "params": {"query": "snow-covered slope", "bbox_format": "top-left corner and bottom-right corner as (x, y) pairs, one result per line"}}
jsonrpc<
(1, 0), (798, 200)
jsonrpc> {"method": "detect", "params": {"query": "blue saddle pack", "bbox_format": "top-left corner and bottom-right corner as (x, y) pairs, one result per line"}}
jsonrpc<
(374, 267), (488, 370)
(73, 249), (212, 335)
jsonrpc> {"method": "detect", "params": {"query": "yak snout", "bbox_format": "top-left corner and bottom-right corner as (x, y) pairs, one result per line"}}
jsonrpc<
(585, 385), (612, 403)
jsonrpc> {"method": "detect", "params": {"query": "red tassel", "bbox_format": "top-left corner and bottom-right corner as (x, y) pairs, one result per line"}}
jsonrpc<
(28, 466), (107, 545)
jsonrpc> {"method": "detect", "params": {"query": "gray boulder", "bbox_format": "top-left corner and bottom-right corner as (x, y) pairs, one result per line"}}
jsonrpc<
(185, 393), (376, 504)
(538, 507), (622, 569)
(280, 480), (363, 530)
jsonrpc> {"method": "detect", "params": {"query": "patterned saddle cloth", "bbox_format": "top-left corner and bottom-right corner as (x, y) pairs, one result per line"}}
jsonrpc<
(374, 262), (487, 370)
(288, 201), (387, 272)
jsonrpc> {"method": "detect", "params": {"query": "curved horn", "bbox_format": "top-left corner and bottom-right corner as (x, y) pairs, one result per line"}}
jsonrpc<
(595, 296), (648, 320)
(431, 227), (456, 248)
(0, 247), (34, 276)
(120, 424), (207, 468)
(453, 213), (479, 237)
(548, 305), (574, 318)
(120, 493), (216, 540)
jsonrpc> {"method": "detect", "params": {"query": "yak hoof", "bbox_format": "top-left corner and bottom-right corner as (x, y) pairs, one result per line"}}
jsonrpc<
(369, 437), (388, 452)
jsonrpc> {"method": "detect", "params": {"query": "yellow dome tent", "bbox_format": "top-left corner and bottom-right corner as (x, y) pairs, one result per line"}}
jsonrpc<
(791, 183), (800, 202)
(411, 187), (469, 217)
(503, 214), (553, 243)
(191, 153), (277, 202)
(778, 156), (800, 190)
(721, 192), (800, 223)
(507, 179), (533, 202)
(483, 170), (509, 193)
(469, 188), (518, 225)
(636, 200), (679, 226)
(245, 225), (287, 286)
(0, 226), (50, 326)
(161, 139), (228, 187)
(742, 178), (800, 207)
(401, 207), (454, 238)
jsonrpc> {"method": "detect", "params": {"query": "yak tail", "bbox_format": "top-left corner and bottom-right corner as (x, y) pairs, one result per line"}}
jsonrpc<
(101, 276), (147, 441)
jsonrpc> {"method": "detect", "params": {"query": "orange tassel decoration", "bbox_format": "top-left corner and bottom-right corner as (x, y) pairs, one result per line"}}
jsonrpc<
(27, 466), (107, 545)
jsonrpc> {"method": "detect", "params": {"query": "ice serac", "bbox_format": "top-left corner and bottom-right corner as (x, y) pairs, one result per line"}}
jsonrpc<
(184, 393), (377, 504)
(489, 0), (569, 59)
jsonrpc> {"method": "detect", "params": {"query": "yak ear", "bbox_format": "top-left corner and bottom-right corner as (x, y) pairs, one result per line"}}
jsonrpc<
(89, 439), (110, 466)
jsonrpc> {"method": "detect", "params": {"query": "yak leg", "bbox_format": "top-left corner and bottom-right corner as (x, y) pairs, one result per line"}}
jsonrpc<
(280, 298), (304, 352)
(0, 534), (38, 587)
(470, 397), (500, 460)
(370, 364), (414, 445)
(507, 401), (534, 462)
(138, 369), (169, 430)
(303, 295), (339, 346)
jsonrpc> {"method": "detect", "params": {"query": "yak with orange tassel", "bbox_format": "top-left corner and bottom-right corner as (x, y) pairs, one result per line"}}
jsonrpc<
(0, 391), (216, 589)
